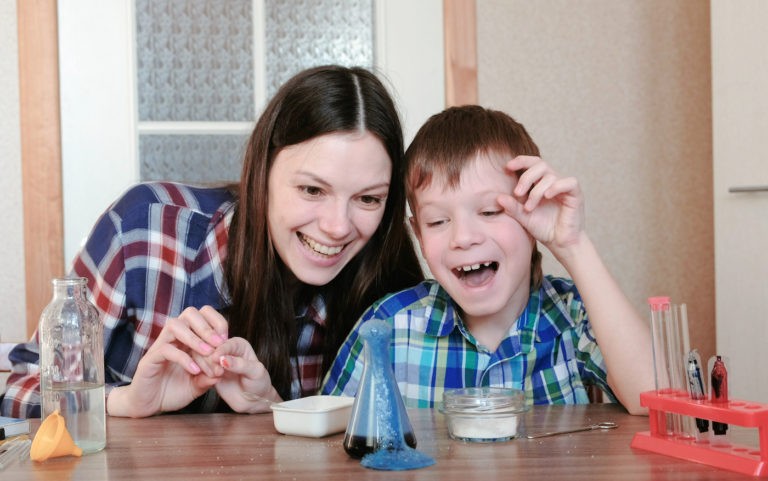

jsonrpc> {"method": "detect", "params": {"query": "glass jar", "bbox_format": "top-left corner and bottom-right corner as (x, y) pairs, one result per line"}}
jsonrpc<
(39, 277), (106, 454)
(440, 387), (527, 442)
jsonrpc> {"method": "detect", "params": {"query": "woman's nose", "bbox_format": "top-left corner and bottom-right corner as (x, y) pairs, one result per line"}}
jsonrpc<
(318, 201), (353, 239)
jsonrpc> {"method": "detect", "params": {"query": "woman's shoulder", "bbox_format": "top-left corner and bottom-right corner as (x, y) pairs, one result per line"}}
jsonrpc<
(110, 181), (236, 218)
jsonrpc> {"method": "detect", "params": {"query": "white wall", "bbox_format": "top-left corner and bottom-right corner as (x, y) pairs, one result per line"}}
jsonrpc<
(0, 0), (25, 393)
(0, 0), (26, 346)
(712, 0), (768, 402)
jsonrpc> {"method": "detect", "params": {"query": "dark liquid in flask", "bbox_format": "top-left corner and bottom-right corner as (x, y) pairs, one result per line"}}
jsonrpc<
(344, 431), (418, 459)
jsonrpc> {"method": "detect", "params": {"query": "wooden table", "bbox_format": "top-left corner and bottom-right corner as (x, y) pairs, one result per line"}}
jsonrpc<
(1, 403), (761, 480)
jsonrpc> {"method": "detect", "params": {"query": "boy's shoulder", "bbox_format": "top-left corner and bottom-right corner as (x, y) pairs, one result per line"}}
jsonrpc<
(542, 275), (579, 296)
(532, 275), (587, 334)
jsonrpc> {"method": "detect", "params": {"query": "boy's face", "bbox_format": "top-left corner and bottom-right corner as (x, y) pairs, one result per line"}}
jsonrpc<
(410, 153), (534, 326)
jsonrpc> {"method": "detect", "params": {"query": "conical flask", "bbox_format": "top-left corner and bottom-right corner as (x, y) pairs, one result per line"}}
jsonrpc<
(343, 319), (417, 458)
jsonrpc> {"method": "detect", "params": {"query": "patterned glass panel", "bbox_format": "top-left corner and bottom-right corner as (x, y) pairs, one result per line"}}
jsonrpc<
(139, 134), (248, 184)
(135, 0), (254, 121)
(265, 0), (374, 97)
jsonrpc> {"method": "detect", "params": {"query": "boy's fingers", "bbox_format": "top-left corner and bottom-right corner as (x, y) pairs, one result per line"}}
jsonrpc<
(497, 194), (526, 221)
(544, 177), (580, 199)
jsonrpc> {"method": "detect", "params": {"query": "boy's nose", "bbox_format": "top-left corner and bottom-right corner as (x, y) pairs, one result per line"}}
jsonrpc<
(449, 217), (483, 249)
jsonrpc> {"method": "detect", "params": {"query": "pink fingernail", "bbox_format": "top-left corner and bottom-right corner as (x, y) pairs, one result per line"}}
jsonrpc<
(199, 342), (213, 354)
(219, 356), (230, 369)
(189, 361), (201, 374)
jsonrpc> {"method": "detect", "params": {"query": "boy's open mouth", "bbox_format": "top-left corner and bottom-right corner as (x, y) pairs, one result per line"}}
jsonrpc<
(453, 261), (499, 287)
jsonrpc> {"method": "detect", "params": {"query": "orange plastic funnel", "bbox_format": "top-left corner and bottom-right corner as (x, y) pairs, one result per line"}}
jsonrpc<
(30, 409), (83, 461)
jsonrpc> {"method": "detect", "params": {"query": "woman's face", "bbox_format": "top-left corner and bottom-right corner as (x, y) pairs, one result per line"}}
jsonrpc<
(267, 131), (392, 286)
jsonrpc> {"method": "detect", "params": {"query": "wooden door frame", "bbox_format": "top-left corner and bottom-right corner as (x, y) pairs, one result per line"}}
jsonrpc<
(18, 0), (64, 337)
(17, 0), (477, 337)
(444, 0), (477, 106)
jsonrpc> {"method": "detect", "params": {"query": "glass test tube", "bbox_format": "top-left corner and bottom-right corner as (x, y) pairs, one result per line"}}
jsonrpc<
(648, 297), (691, 437)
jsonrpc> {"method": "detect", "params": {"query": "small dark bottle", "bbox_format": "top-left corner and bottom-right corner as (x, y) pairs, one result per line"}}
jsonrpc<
(710, 355), (729, 436)
(343, 319), (417, 458)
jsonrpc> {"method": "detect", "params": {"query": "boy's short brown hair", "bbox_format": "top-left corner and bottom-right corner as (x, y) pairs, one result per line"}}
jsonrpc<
(405, 105), (543, 289)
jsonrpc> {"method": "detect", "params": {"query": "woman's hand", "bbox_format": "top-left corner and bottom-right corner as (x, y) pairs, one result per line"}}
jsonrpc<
(212, 337), (283, 413)
(107, 305), (228, 417)
(496, 155), (586, 259)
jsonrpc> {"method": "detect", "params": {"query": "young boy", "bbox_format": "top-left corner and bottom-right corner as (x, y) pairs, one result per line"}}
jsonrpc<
(321, 106), (654, 414)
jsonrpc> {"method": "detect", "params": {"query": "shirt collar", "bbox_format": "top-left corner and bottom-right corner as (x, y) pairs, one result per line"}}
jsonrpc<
(296, 294), (327, 327)
(422, 276), (575, 352)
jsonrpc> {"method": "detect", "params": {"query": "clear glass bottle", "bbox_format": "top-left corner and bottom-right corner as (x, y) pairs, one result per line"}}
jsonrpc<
(343, 319), (417, 458)
(39, 277), (106, 453)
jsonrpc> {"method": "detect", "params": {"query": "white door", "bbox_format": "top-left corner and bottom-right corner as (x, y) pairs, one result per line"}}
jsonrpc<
(712, 0), (768, 402)
(58, 0), (445, 264)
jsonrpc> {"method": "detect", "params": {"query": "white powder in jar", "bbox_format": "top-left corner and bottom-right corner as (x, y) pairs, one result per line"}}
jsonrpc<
(448, 414), (519, 441)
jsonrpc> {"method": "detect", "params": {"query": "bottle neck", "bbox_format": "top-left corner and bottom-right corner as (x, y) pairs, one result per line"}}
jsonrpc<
(362, 334), (390, 373)
(52, 277), (87, 300)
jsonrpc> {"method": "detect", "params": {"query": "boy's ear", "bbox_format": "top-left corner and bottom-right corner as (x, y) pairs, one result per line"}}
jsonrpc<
(408, 216), (422, 241)
(408, 216), (428, 258)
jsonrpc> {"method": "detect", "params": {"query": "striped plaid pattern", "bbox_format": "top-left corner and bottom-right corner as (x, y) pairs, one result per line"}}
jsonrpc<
(1, 182), (327, 418)
(322, 277), (615, 408)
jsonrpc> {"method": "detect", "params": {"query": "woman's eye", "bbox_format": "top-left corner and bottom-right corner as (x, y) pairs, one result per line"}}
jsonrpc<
(425, 219), (446, 228)
(300, 185), (323, 196)
(359, 195), (384, 206)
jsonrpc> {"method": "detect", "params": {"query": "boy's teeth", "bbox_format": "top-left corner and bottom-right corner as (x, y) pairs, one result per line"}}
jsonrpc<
(457, 262), (491, 273)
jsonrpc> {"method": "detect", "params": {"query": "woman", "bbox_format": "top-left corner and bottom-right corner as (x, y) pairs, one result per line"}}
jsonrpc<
(1, 65), (423, 418)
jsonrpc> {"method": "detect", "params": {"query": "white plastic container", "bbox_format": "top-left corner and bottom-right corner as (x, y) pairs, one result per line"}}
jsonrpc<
(270, 395), (355, 437)
(440, 387), (527, 442)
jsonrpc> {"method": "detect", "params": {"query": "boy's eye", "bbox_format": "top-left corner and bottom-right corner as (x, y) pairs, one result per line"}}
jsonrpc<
(481, 209), (502, 217)
(424, 219), (446, 228)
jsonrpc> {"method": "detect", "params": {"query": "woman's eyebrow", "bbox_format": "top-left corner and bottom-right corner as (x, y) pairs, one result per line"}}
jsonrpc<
(295, 170), (390, 192)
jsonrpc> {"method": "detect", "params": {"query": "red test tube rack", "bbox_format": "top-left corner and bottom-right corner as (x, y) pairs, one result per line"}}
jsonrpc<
(631, 390), (768, 477)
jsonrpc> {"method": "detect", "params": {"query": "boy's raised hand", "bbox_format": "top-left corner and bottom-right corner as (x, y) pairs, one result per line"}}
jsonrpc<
(497, 155), (586, 257)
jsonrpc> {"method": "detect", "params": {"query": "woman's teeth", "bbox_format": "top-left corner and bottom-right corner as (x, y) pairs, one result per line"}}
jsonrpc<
(301, 234), (343, 256)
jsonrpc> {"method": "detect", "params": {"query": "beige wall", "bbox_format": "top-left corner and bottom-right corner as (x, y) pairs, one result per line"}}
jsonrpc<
(0, 0), (27, 345)
(476, 1), (715, 362)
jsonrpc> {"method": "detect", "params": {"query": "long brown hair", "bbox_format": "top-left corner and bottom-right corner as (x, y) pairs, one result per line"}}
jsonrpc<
(225, 65), (423, 399)
(405, 105), (543, 289)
